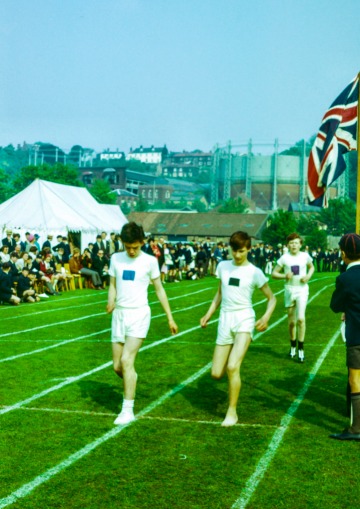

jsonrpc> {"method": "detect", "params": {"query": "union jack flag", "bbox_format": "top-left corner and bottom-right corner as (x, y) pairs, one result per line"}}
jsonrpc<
(307, 75), (358, 206)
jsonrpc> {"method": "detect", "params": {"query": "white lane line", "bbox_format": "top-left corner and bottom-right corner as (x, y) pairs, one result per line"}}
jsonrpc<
(0, 405), (280, 428)
(0, 363), (211, 509)
(231, 327), (341, 509)
(0, 322), (211, 416)
(0, 330), (110, 364)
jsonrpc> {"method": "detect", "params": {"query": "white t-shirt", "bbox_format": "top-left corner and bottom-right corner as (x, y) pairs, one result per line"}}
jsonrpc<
(108, 251), (160, 308)
(216, 261), (268, 312)
(276, 251), (312, 287)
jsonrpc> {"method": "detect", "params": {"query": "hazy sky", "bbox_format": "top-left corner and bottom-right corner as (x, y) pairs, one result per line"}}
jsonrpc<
(1, 0), (359, 154)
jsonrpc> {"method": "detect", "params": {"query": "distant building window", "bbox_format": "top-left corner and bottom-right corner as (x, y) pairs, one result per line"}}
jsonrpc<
(165, 190), (170, 199)
(148, 190), (152, 198)
(142, 190), (146, 197)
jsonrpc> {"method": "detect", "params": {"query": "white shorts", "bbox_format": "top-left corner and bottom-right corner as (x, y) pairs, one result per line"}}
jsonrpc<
(284, 286), (309, 319)
(111, 306), (151, 343)
(216, 309), (255, 345)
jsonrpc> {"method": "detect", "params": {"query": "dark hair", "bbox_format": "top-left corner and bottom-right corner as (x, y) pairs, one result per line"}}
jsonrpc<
(286, 232), (302, 244)
(229, 231), (251, 250)
(120, 222), (145, 243)
(2, 262), (11, 269)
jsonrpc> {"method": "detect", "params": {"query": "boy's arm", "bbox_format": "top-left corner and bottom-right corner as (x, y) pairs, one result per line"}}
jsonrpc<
(272, 264), (290, 280)
(106, 276), (116, 313)
(301, 261), (315, 283)
(152, 277), (178, 334)
(255, 283), (277, 331)
(200, 282), (222, 328)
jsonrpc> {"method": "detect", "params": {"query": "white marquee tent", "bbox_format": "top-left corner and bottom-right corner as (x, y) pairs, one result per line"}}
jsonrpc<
(0, 179), (128, 249)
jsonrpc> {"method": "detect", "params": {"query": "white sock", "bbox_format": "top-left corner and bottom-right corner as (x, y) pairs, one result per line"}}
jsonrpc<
(122, 399), (134, 412)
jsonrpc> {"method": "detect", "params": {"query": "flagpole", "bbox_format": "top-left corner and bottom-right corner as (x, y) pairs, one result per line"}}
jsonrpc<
(357, 71), (360, 234)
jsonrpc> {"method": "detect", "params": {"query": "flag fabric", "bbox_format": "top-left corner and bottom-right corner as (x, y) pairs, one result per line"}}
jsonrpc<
(307, 75), (358, 206)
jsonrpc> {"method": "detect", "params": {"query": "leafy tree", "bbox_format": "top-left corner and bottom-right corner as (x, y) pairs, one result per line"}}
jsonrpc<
(318, 197), (356, 235)
(218, 196), (248, 213)
(304, 228), (328, 251)
(280, 136), (315, 157)
(192, 199), (207, 212)
(120, 202), (131, 215)
(89, 179), (117, 204)
(12, 163), (83, 193)
(135, 196), (150, 211)
(0, 168), (11, 203)
(262, 209), (298, 245)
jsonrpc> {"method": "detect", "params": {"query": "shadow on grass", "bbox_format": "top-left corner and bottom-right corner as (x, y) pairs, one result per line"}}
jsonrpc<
(77, 380), (120, 413)
(176, 375), (228, 418)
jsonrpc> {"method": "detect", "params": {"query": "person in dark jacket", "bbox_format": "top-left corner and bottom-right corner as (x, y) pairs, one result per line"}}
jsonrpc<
(330, 233), (360, 441)
(0, 263), (20, 305)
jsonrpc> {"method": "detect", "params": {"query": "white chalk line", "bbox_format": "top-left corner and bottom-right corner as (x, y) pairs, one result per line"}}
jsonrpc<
(0, 405), (280, 429)
(231, 326), (341, 509)
(0, 363), (211, 509)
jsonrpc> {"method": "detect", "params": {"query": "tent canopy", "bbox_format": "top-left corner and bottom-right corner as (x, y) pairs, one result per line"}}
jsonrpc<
(0, 179), (127, 235)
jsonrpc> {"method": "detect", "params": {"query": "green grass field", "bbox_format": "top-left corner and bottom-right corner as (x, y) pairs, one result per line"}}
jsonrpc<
(0, 273), (357, 509)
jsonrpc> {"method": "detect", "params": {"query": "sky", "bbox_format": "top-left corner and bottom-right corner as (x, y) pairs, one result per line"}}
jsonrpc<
(1, 0), (359, 154)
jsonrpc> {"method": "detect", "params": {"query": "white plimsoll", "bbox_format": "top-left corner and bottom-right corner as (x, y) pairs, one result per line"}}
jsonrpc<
(38, 293), (49, 298)
(114, 410), (135, 426)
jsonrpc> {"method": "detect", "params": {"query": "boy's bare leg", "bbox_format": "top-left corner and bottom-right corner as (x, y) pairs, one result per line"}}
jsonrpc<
(121, 336), (143, 400)
(211, 344), (232, 379)
(222, 333), (251, 427)
(112, 342), (124, 378)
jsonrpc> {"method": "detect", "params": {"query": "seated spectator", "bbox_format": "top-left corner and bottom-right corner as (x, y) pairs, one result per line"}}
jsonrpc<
(81, 248), (93, 268)
(31, 256), (58, 296)
(0, 245), (10, 265)
(69, 248), (103, 289)
(0, 262), (21, 305)
(17, 267), (40, 303)
(54, 247), (66, 266)
(40, 253), (65, 293)
(15, 252), (33, 272)
(91, 249), (110, 286)
(8, 252), (20, 284)
(28, 245), (39, 261)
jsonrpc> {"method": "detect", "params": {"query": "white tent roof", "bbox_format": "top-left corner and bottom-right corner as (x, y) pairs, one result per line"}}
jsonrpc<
(0, 179), (128, 234)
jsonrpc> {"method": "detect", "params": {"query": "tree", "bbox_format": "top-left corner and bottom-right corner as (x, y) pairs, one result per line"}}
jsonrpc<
(319, 197), (356, 235)
(218, 196), (248, 213)
(89, 179), (117, 204)
(0, 168), (11, 203)
(12, 163), (83, 194)
(120, 202), (131, 215)
(192, 199), (207, 212)
(262, 209), (298, 245)
(135, 196), (150, 211)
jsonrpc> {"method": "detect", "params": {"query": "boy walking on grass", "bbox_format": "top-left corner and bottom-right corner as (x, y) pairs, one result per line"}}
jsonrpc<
(272, 233), (314, 363)
(330, 233), (360, 441)
(107, 222), (178, 426)
(200, 231), (276, 427)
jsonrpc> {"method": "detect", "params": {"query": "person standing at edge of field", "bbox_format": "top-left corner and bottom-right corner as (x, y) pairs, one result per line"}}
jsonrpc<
(107, 222), (178, 426)
(200, 231), (276, 427)
(272, 233), (314, 363)
(329, 233), (360, 441)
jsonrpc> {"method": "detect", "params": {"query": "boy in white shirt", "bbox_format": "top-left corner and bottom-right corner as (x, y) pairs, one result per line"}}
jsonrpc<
(107, 222), (178, 425)
(200, 231), (276, 427)
(272, 233), (314, 363)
